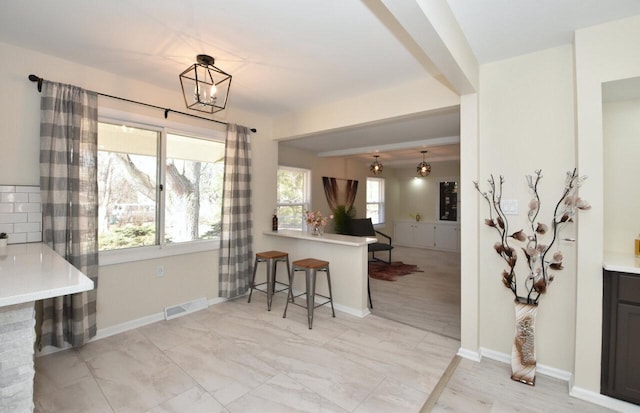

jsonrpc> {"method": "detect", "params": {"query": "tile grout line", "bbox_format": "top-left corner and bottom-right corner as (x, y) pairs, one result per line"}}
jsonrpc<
(420, 355), (461, 413)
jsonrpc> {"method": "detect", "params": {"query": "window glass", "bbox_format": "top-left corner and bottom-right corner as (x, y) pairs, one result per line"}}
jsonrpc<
(98, 123), (159, 250)
(277, 167), (310, 230)
(366, 177), (385, 225)
(165, 134), (225, 243)
(97, 122), (224, 252)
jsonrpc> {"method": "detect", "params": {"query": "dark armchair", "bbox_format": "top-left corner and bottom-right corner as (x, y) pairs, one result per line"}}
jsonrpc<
(349, 218), (393, 264)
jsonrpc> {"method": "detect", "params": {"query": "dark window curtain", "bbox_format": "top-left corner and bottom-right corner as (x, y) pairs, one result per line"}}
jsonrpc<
(322, 177), (339, 211)
(322, 177), (358, 212)
(38, 81), (99, 348)
(218, 124), (253, 298)
(344, 179), (358, 211)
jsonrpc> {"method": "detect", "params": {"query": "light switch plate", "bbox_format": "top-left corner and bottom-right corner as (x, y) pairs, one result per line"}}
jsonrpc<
(501, 199), (519, 215)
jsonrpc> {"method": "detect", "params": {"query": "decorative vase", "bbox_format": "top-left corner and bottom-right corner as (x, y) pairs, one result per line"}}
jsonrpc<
(511, 299), (538, 385)
(311, 225), (321, 236)
(0, 239), (7, 248)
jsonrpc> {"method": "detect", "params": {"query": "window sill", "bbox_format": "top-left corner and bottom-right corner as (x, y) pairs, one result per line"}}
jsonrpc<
(99, 239), (219, 266)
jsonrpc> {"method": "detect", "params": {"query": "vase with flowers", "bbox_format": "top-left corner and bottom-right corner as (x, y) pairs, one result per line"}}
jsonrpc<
(305, 210), (330, 235)
(474, 169), (590, 386)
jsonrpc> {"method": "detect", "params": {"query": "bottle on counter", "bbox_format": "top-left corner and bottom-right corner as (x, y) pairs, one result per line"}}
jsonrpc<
(635, 234), (640, 256)
(272, 210), (278, 231)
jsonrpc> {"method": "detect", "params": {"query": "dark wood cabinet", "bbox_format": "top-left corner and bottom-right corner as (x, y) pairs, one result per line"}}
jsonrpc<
(602, 269), (640, 405)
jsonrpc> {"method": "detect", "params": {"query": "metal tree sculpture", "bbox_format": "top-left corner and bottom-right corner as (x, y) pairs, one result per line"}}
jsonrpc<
(474, 169), (590, 304)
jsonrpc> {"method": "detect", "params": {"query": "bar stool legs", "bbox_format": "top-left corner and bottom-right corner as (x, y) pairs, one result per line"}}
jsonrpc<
(283, 258), (335, 329)
(248, 251), (291, 311)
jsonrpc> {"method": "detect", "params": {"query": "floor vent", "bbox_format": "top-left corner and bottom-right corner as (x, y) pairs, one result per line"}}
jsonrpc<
(164, 297), (208, 321)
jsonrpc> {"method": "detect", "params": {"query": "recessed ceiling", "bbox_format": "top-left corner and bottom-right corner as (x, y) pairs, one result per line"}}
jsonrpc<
(281, 106), (460, 166)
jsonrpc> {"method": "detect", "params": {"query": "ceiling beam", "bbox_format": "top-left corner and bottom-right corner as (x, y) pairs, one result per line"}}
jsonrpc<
(376, 0), (479, 94)
(317, 135), (459, 157)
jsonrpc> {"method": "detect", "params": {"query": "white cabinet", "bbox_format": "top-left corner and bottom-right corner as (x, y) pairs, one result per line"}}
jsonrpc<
(394, 221), (459, 252)
(394, 222), (433, 248)
(433, 223), (459, 251)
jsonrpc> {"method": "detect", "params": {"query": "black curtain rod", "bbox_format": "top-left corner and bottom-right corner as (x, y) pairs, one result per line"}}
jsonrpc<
(28, 74), (257, 133)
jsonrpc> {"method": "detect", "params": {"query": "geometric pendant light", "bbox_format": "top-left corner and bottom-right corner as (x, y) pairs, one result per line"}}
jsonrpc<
(370, 155), (383, 175)
(179, 54), (232, 114)
(416, 150), (432, 177)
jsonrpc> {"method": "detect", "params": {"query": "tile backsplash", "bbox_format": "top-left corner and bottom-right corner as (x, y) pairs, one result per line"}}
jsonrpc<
(0, 185), (42, 244)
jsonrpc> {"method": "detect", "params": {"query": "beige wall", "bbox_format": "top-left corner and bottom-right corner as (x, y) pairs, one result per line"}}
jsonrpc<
(278, 146), (458, 236)
(0, 41), (277, 331)
(574, 14), (640, 392)
(603, 98), (640, 254)
(278, 146), (371, 231)
(478, 45), (577, 372)
(392, 161), (460, 223)
(273, 77), (460, 140)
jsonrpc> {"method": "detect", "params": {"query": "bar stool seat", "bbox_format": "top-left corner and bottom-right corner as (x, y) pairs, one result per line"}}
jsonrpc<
(248, 250), (291, 311)
(283, 258), (335, 329)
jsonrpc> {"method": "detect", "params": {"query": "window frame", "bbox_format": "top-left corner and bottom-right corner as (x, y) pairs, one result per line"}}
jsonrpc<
(276, 165), (311, 231)
(366, 177), (385, 225)
(98, 108), (226, 266)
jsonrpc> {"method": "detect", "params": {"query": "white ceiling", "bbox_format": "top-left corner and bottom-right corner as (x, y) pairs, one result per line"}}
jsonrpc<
(2, 1), (640, 166)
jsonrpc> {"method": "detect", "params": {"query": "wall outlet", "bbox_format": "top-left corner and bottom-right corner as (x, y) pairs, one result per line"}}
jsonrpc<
(156, 265), (165, 277)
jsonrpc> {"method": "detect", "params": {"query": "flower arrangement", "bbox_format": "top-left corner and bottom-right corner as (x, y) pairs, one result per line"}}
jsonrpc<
(474, 169), (590, 305)
(305, 210), (330, 229)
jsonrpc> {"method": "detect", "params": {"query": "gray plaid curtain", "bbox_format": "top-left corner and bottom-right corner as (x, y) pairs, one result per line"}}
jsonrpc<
(218, 124), (253, 297)
(38, 81), (99, 348)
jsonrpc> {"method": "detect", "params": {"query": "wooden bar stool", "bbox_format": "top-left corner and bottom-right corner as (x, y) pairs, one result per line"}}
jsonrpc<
(248, 251), (291, 311)
(283, 258), (335, 329)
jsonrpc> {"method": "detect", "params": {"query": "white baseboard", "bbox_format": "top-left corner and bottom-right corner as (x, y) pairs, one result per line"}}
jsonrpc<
(570, 386), (640, 412)
(333, 303), (370, 318)
(93, 297), (230, 342)
(288, 287), (370, 318)
(456, 347), (639, 412)
(38, 295), (366, 357)
(479, 347), (573, 382)
(93, 312), (165, 342)
(457, 347), (481, 362)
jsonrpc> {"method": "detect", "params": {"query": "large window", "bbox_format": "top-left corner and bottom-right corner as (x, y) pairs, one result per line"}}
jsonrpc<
(97, 120), (224, 252)
(366, 177), (385, 225)
(277, 166), (310, 230)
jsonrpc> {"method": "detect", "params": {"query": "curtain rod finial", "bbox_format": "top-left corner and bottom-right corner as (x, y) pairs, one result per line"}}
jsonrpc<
(28, 74), (43, 92)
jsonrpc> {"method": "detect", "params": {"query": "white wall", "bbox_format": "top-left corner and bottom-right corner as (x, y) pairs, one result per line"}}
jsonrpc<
(574, 14), (640, 393)
(278, 146), (458, 236)
(392, 160), (460, 223)
(0, 41), (277, 331)
(273, 76), (460, 140)
(603, 98), (640, 254)
(478, 45), (577, 372)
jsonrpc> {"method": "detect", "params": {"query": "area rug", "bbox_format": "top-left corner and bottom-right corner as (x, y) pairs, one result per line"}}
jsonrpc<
(368, 261), (423, 281)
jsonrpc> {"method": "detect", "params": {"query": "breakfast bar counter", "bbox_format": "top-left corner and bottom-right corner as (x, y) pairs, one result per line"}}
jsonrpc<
(0, 243), (94, 412)
(264, 230), (375, 316)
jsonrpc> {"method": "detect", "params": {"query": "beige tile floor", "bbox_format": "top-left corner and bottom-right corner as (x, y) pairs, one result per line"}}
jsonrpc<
(431, 357), (614, 413)
(34, 293), (459, 412)
(34, 247), (612, 412)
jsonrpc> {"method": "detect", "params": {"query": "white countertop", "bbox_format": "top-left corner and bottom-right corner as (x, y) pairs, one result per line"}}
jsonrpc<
(264, 229), (376, 247)
(603, 251), (640, 275)
(0, 243), (94, 307)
